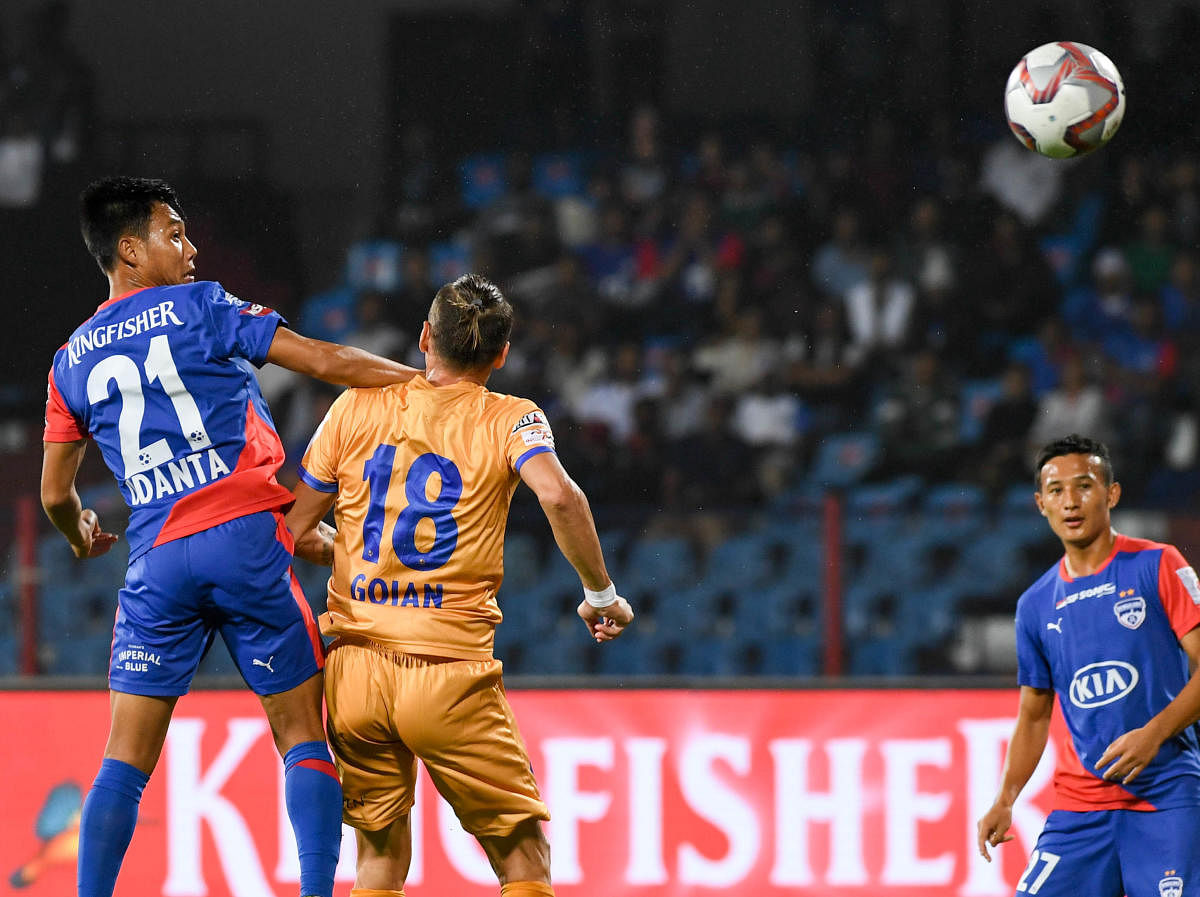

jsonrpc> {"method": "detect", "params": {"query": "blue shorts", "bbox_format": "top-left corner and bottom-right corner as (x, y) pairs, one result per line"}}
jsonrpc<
(109, 510), (324, 697)
(1017, 808), (1197, 897)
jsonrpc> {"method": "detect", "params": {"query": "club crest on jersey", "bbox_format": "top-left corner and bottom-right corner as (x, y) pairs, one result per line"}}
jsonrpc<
(511, 410), (548, 433)
(239, 302), (270, 316)
(1176, 566), (1200, 606)
(1114, 595), (1146, 630)
(1159, 873), (1182, 897)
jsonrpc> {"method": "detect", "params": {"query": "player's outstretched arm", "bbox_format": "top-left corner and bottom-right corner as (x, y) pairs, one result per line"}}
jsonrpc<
(285, 482), (338, 566)
(518, 451), (633, 642)
(1095, 626), (1200, 784)
(266, 327), (420, 388)
(41, 440), (118, 559)
(977, 685), (1054, 862)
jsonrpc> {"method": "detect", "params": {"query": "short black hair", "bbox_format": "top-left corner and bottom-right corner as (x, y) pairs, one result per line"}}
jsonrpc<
(1034, 434), (1114, 489)
(80, 177), (184, 272)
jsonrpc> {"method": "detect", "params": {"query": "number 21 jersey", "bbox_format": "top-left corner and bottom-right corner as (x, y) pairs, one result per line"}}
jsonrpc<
(43, 282), (294, 559)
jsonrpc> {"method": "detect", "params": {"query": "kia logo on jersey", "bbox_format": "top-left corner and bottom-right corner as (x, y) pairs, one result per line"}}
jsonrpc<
(1069, 660), (1139, 708)
(1114, 595), (1146, 630)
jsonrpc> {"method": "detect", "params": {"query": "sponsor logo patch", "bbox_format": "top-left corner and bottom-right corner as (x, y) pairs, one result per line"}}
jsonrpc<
(511, 410), (548, 433)
(1176, 566), (1200, 606)
(521, 427), (554, 447)
(1114, 595), (1146, 630)
(1069, 660), (1139, 709)
(1055, 581), (1116, 610)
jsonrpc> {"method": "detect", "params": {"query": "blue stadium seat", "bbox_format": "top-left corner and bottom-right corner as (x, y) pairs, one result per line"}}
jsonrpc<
(805, 432), (881, 490)
(503, 532), (542, 591)
(623, 536), (697, 595)
(923, 482), (987, 521)
(596, 629), (656, 677)
(429, 240), (472, 284)
(0, 633), (17, 675)
(759, 635), (823, 676)
(700, 533), (772, 590)
(532, 152), (585, 199)
(844, 476), (922, 518)
(46, 632), (113, 677)
(458, 153), (508, 208)
(958, 379), (1004, 444)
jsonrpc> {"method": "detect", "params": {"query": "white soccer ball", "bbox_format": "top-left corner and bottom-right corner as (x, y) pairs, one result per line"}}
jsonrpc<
(1004, 41), (1126, 158)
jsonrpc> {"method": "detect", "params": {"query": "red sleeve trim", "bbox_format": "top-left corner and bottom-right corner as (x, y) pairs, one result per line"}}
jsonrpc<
(1157, 545), (1200, 642)
(43, 368), (86, 442)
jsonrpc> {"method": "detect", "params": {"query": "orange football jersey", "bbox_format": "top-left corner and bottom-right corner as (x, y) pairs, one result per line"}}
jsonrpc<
(298, 376), (555, 659)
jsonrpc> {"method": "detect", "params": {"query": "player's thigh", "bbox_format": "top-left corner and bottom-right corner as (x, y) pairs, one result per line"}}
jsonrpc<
(403, 656), (549, 839)
(111, 540), (207, 696)
(1014, 810), (1122, 897)
(1119, 807), (1199, 897)
(198, 511), (323, 695)
(325, 643), (418, 831)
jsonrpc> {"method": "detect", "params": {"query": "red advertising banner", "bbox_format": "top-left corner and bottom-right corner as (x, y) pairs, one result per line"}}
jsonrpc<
(0, 688), (1063, 896)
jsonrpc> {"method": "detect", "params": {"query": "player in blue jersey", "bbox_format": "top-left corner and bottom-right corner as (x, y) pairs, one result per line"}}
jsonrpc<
(977, 434), (1200, 897)
(40, 177), (420, 897)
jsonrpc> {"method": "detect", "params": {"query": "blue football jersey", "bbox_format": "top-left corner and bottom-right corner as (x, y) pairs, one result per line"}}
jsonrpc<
(1016, 533), (1200, 810)
(44, 281), (294, 559)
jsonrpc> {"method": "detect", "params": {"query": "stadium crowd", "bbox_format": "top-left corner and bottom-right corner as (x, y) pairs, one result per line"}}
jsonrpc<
(9, 0), (1200, 678)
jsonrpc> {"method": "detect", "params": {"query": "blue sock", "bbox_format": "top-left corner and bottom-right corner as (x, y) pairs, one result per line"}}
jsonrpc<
(284, 741), (342, 897)
(77, 758), (149, 897)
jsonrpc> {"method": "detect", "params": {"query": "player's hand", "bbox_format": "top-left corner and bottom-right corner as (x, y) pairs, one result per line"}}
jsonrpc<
(293, 521), (337, 566)
(976, 801), (1014, 862)
(74, 508), (118, 559)
(577, 595), (634, 643)
(1095, 724), (1165, 784)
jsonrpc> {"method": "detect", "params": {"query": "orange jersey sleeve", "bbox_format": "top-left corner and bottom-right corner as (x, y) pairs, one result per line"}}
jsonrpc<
(301, 376), (553, 659)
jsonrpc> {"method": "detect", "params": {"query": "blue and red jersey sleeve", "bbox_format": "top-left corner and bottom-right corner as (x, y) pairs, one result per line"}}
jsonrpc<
(1015, 594), (1053, 689)
(200, 283), (284, 367)
(1156, 544), (1200, 642)
(43, 364), (85, 442)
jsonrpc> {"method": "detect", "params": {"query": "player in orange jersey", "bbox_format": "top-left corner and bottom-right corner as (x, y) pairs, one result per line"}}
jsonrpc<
(285, 273), (633, 897)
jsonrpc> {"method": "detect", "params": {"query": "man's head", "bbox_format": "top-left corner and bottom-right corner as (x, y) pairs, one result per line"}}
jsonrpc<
(80, 177), (196, 285)
(423, 274), (513, 372)
(1033, 434), (1119, 547)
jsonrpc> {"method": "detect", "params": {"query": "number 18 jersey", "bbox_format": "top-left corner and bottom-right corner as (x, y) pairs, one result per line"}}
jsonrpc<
(298, 376), (556, 660)
(43, 282), (294, 560)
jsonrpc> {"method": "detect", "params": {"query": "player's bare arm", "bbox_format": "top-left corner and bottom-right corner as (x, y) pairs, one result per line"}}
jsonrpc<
(267, 326), (419, 388)
(976, 684), (1054, 862)
(1095, 626), (1200, 784)
(285, 482), (338, 566)
(518, 450), (633, 641)
(41, 439), (118, 559)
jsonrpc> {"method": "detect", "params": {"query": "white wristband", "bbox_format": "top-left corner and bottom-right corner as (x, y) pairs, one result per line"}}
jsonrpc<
(583, 582), (617, 608)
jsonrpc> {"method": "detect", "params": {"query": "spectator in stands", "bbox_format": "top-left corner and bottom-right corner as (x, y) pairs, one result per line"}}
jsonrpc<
(785, 299), (864, 432)
(843, 247), (915, 366)
(811, 205), (870, 300)
(1063, 247), (1136, 344)
(875, 347), (961, 480)
(571, 341), (643, 443)
(966, 209), (1055, 352)
(692, 305), (780, 396)
(1028, 353), (1111, 454)
(977, 362), (1038, 493)
(1125, 204), (1175, 294)
(620, 104), (669, 211)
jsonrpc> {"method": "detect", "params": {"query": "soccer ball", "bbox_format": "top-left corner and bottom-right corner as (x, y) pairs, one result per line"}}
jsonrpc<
(1004, 42), (1125, 158)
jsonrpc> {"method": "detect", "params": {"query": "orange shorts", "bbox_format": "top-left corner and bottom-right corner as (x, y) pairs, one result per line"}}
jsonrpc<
(324, 638), (549, 836)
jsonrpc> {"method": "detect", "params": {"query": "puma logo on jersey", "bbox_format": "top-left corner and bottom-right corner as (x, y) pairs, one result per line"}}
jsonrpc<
(252, 656), (275, 673)
(1046, 617), (1063, 634)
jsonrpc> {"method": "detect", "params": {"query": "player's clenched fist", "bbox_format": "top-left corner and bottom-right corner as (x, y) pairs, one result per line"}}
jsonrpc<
(578, 590), (634, 643)
(75, 508), (118, 559)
